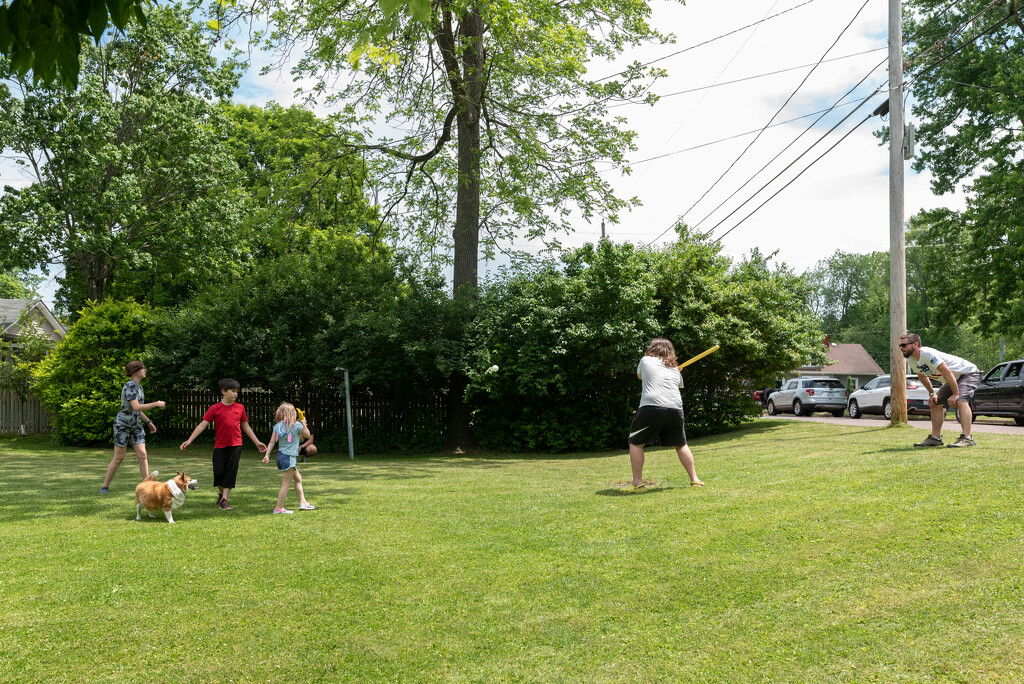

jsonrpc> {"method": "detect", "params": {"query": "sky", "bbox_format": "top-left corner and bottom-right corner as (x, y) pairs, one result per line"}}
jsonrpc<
(227, 0), (965, 276)
(15, 0), (966, 306)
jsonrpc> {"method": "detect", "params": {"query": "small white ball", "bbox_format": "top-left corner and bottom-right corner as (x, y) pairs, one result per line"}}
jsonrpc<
(487, 365), (499, 373)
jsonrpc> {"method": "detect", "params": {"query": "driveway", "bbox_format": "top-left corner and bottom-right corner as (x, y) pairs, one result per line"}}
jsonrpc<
(762, 413), (1024, 436)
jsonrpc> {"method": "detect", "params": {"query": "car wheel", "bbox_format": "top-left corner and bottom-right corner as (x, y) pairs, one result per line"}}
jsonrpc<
(848, 400), (861, 419)
(793, 399), (805, 416)
(767, 399), (777, 416)
(883, 399), (891, 420)
(831, 409), (844, 417)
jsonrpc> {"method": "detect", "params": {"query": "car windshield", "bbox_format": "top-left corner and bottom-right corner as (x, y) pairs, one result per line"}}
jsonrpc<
(810, 380), (844, 389)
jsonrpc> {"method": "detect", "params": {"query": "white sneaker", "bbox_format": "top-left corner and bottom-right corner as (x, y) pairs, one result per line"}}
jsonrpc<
(273, 507), (294, 514)
(299, 502), (316, 510)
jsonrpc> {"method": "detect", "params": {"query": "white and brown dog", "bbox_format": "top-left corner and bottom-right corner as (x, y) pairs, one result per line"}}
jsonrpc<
(135, 470), (198, 523)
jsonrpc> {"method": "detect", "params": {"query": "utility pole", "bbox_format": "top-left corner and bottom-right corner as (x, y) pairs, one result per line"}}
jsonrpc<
(601, 218), (606, 240)
(889, 0), (908, 425)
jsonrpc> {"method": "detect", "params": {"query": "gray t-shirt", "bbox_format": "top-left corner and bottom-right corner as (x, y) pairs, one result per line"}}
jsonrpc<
(637, 355), (683, 409)
(114, 380), (144, 428)
(908, 346), (979, 381)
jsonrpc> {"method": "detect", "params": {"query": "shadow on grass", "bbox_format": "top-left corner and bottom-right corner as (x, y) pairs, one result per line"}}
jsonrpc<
(593, 486), (675, 497)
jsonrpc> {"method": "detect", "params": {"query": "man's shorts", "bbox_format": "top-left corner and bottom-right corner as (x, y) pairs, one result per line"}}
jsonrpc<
(113, 423), (146, 447)
(936, 371), (982, 404)
(628, 405), (687, 447)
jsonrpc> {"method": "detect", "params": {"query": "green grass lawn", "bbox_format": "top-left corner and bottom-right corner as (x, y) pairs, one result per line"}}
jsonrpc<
(2, 420), (1024, 683)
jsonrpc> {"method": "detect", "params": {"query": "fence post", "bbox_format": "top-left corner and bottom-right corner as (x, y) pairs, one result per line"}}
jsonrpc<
(337, 367), (355, 460)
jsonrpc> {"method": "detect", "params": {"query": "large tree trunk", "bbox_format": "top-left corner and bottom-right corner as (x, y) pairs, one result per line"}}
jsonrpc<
(446, 8), (485, 450)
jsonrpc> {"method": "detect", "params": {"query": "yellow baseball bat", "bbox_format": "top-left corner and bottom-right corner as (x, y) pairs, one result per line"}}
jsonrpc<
(678, 344), (720, 370)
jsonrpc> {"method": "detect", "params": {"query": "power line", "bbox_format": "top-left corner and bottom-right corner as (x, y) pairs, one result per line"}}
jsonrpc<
(633, 0), (785, 181)
(597, 96), (868, 171)
(595, 0), (825, 84)
(689, 57), (888, 234)
(712, 113), (875, 244)
(605, 47), (886, 111)
(640, 0), (974, 248)
(670, 0), (874, 236)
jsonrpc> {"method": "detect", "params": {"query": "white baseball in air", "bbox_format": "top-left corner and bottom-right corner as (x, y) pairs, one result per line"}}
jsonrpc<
(487, 365), (499, 373)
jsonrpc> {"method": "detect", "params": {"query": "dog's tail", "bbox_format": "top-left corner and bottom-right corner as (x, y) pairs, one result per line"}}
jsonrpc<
(142, 470), (158, 481)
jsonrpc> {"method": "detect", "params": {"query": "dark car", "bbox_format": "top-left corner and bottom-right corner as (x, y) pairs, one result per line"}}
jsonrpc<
(959, 359), (1024, 425)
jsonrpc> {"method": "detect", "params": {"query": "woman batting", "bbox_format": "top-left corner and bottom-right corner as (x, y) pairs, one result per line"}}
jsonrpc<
(626, 338), (704, 492)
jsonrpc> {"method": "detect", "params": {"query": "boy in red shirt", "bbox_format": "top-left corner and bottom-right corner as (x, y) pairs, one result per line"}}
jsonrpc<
(180, 379), (267, 509)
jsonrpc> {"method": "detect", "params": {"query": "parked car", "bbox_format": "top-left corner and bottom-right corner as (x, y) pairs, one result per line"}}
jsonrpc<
(752, 386), (779, 407)
(847, 375), (932, 419)
(766, 377), (847, 417)
(957, 358), (1024, 426)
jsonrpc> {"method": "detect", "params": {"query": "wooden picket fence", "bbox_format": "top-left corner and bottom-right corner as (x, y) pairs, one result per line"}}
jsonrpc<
(160, 384), (448, 453)
(0, 390), (52, 434)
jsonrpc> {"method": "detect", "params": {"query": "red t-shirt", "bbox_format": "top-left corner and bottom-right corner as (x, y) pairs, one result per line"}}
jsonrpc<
(202, 401), (248, 448)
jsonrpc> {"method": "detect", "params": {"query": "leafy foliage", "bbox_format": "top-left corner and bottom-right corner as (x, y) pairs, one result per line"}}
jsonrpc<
(0, 0), (147, 88)
(221, 102), (379, 259)
(467, 235), (826, 452)
(0, 306), (52, 406)
(0, 269), (41, 298)
(146, 240), (466, 452)
(804, 243), (1024, 372)
(32, 299), (154, 444)
(899, 0), (1024, 338)
(0, 3), (245, 311)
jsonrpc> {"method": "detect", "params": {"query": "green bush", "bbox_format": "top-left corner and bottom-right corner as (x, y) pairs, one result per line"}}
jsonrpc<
(466, 236), (827, 451)
(33, 300), (155, 445)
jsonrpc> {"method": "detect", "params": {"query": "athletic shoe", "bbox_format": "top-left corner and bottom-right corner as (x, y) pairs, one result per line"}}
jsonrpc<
(947, 434), (976, 448)
(214, 497), (223, 507)
(218, 500), (233, 510)
(299, 502), (316, 510)
(914, 435), (944, 447)
(273, 507), (294, 514)
(99, 486), (109, 493)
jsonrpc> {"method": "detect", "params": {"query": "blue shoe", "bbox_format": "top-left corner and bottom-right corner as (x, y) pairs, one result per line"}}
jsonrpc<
(100, 486), (109, 493)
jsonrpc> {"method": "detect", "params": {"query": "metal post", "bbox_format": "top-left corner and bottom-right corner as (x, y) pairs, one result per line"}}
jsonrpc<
(344, 368), (354, 460)
(889, 0), (908, 425)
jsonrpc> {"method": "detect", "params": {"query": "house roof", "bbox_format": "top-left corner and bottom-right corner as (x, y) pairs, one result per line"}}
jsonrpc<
(0, 299), (67, 342)
(797, 343), (884, 376)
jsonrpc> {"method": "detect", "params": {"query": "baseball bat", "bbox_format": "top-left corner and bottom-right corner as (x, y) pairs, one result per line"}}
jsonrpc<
(678, 344), (720, 370)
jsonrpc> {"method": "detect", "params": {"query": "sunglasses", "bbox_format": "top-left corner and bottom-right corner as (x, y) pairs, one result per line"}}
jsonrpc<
(898, 342), (913, 348)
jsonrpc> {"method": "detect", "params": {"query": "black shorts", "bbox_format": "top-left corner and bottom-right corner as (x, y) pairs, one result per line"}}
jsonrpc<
(212, 446), (243, 489)
(628, 405), (687, 447)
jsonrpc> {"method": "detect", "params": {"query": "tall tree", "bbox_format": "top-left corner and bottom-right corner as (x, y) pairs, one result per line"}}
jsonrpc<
(903, 0), (1024, 335)
(0, 3), (246, 311)
(221, 102), (379, 260)
(0, 268), (41, 298)
(240, 0), (677, 297)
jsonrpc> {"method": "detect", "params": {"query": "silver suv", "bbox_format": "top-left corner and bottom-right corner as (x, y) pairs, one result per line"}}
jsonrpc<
(767, 377), (848, 417)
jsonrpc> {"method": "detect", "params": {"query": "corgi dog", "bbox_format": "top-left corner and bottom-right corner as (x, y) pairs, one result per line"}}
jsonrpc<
(135, 471), (198, 523)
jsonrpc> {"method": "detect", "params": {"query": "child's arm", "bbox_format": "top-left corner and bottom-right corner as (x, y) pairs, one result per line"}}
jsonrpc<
(262, 432), (278, 463)
(241, 421), (267, 453)
(180, 420), (209, 450)
(130, 398), (166, 412)
(139, 411), (157, 434)
(300, 425), (312, 442)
